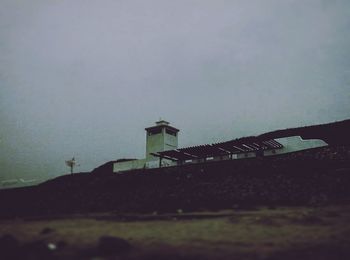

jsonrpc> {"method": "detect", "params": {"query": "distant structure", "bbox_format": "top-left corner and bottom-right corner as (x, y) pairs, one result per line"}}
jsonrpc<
(65, 157), (77, 174)
(113, 120), (328, 173)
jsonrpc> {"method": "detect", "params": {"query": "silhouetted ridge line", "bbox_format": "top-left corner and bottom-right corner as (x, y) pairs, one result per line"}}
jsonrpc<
(259, 119), (350, 145)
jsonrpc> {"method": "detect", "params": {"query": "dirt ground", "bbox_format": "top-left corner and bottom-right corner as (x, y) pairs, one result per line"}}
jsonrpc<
(1, 205), (350, 259)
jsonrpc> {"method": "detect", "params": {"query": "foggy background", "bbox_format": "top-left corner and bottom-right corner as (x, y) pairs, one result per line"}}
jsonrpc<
(1, 0), (349, 183)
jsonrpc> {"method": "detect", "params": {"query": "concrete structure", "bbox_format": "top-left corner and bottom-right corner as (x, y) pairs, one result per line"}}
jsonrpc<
(113, 158), (147, 172)
(145, 120), (179, 161)
(113, 121), (328, 173)
(263, 136), (328, 156)
(113, 120), (179, 172)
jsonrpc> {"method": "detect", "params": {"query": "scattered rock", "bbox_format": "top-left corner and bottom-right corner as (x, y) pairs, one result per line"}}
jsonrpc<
(97, 236), (131, 256)
(40, 227), (54, 235)
(47, 242), (57, 250)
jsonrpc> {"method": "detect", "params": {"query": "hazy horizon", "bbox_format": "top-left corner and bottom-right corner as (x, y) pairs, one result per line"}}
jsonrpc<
(1, 0), (350, 182)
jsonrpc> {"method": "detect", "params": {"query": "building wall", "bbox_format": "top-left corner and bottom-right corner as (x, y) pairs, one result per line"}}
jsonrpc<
(184, 155), (231, 164)
(113, 158), (177, 173)
(145, 159), (176, 169)
(146, 128), (178, 161)
(263, 136), (328, 156)
(113, 159), (146, 173)
(236, 152), (258, 159)
(164, 132), (178, 151)
(146, 132), (163, 161)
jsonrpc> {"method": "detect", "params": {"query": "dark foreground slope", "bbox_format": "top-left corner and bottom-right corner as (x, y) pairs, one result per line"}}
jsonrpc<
(1, 120), (350, 218)
(1, 146), (350, 218)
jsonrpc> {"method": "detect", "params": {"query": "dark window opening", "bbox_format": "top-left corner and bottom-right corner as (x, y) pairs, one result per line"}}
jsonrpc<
(166, 128), (177, 136)
(148, 128), (162, 136)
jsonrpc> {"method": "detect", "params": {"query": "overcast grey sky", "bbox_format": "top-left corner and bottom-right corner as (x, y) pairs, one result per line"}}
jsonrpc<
(1, 0), (349, 181)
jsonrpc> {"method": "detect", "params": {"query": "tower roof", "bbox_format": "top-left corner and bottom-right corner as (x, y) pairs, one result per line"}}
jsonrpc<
(145, 120), (179, 132)
(156, 120), (169, 126)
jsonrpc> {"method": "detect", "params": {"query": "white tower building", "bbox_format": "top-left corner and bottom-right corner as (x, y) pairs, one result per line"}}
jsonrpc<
(145, 120), (179, 161)
(113, 120), (179, 172)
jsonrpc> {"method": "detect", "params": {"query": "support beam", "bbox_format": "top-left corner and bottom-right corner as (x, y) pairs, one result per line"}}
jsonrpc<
(159, 156), (163, 168)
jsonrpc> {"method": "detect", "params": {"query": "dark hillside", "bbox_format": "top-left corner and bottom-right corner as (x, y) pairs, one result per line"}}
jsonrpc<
(0, 145), (350, 218)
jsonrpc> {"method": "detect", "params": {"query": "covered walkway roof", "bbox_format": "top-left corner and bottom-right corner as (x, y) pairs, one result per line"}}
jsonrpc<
(151, 137), (283, 161)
